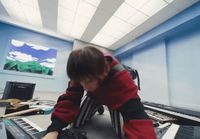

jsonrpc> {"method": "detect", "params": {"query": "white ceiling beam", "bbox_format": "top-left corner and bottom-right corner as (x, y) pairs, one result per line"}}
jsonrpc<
(38, 0), (58, 31)
(80, 0), (124, 42)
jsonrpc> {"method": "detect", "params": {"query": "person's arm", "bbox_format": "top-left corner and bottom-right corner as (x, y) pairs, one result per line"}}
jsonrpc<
(42, 131), (58, 139)
(119, 98), (157, 139)
(45, 80), (84, 136)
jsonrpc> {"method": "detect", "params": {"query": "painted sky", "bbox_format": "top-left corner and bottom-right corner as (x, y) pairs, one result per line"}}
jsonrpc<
(6, 39), (57, 68)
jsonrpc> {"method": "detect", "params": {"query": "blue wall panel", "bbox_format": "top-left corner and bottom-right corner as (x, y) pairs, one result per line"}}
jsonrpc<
(166, 22), (200, 111)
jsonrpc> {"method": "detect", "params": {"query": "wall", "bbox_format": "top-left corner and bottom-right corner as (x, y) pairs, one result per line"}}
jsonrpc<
(0, 22), (73, 96)
(115, 2), (200, 111)
(166, 21), (200, 111)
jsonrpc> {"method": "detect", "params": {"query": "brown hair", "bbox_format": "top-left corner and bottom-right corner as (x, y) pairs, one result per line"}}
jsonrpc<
(67, 46), (107, 81)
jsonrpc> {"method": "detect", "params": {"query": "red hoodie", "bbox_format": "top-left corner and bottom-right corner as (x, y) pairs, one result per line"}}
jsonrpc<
(47, 55), (157, 139)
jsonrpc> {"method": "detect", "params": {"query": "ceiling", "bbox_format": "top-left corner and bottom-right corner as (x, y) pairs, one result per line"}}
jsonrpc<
(0, 0), (199, 50)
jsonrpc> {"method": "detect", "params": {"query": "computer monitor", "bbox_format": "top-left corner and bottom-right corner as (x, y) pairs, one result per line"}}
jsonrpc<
(2, 81), (35, 100)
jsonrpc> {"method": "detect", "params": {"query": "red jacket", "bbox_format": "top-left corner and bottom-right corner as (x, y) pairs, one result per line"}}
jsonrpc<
(47, 55), (157, 139)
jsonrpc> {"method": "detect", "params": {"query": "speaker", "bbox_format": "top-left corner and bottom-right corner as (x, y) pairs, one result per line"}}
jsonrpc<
(2, 81), (35, 100)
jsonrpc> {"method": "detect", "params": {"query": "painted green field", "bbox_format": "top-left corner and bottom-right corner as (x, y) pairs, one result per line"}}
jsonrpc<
(4, 60), (53, 75)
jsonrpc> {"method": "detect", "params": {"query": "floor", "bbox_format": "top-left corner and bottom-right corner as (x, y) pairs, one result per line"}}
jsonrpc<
(27, 110), (119, 139)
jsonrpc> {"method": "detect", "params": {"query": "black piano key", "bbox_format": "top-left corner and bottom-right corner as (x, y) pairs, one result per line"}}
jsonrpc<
(25, 126), (34, 129)
(21, 123), (31, 126)
(28, 129), (39, 134)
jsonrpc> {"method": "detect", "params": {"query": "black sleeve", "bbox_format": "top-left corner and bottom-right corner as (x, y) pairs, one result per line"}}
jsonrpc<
(118, 98), (149, 120)
(46, 116), (68, 133)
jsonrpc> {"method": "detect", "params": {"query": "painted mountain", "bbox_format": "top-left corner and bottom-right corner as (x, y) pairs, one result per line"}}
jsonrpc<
(4, 39), (57, 76)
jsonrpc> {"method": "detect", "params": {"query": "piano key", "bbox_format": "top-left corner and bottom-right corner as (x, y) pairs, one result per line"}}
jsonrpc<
(162, 124), (180, 139)
(21, 118), (43, 132)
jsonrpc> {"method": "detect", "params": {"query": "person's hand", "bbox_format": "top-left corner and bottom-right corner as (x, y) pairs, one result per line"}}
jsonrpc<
(42, 131), (59, 139)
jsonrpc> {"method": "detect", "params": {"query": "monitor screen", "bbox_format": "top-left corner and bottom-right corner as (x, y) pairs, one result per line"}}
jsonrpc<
(2, 81), (35, 100)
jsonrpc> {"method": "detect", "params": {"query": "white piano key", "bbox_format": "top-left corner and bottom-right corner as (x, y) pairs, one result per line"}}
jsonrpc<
(162, 124), (180, 139)
(21, 118), (44, 132)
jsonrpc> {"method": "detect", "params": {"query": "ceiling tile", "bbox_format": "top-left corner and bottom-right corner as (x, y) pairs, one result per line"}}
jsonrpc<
(1, 0), (24, 16)
(7, 9), (27, 23)
(70, 25), (86, 38)
(105, 16), (127, 31)
(118, 22), (135, 34)
(18, 0), (39, 9)
(114, 2), (137, 21)
(92, 33), (118, 47)
(125, 0), (149, 9)
(20, 4), (42, 27)
(83, 0), (102, 7)
(77, 0), (97, 18)
(73, 14), (90, 27)
(58, 6), (75, 22)
(141, 0), (168, 16)
(109, 31), (126, 40)
(57, 19), (72, 35)
(1, 0), (27, 23)
(128, 11), (149, 26)
(59, 0), (79, 12)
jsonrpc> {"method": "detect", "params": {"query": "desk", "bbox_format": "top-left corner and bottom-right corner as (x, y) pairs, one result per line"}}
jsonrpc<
(25, 111), (119, 139)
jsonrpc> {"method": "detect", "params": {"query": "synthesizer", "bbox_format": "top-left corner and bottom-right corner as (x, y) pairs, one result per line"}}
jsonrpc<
(161, 123), (200, 139)
(143, 101), (200, 125)
(143, 101), (200, 139)
(0, 121), (7, 139)
(3, 118), (44, 139)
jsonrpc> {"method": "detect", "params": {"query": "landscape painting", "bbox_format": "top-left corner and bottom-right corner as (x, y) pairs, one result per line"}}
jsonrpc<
(4, 39), (57, 76)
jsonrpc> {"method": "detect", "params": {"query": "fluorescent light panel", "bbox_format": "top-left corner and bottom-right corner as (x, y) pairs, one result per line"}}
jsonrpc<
(57, 0), (101, 39)
(127, 11), (149, 26)
(58, 6), (75, 23)
(92, 0), (172, 47)
(114, 2), (137, 21)
(18, 0), (39, 9)
(57, 0), (79, 37)
(92, 33), (118, 47)
(84, 0), (102, 7)
(70, 25), (86, 39)
(0, 0), (27, 22)
(92, 15), (135, 47)
(77, 0), (97, 18)
(141, 0), (168, 16)
(125, 0), (149, 9)
(20, 3), (42, 27)
(57, 19), (72, 35)
(59, 0), (79, 12)
(1, 0), (42, 27)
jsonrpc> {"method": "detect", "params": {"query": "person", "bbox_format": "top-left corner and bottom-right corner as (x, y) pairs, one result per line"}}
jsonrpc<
(43, 46), (157, 139)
